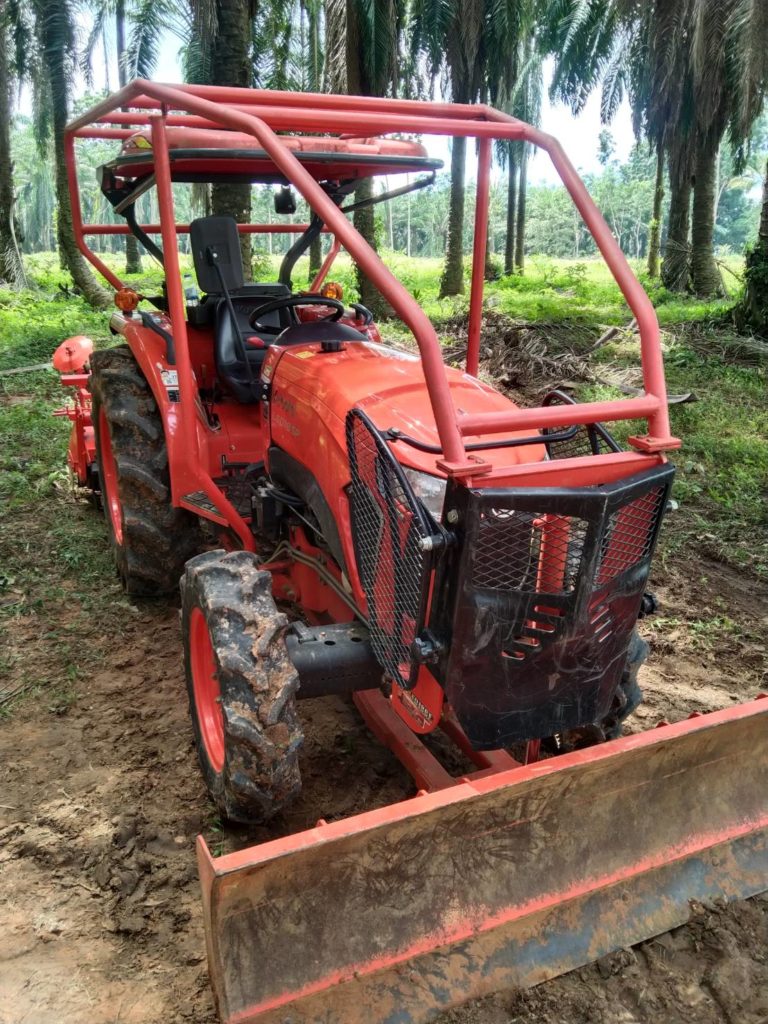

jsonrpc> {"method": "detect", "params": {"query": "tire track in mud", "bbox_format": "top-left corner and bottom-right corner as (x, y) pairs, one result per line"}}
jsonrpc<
(1, 527), (766, 1023)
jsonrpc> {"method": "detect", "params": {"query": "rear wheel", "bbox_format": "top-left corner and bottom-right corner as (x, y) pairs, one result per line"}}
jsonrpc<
(181, 550), (303, 823)
(90, 345), (201, 595)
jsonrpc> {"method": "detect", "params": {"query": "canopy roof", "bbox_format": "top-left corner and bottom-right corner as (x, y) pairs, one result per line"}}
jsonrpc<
(103, 127), (442, 183)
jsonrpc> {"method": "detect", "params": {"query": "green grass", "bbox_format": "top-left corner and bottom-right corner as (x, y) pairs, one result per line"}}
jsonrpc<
(0, 249), (764, 629)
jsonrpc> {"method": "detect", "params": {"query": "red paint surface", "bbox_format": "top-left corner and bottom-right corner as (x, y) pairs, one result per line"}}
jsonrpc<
(189, 606), (225, 773)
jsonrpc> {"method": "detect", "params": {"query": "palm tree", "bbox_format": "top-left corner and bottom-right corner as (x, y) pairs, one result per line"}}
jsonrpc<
(303, 0), (323, 279)
(731, 0), (768, 333)
(85, 0), (179, 273)
(0, 0), (24, 284)
(324, 0), (405, 314)
(186, 0), (256, 279)
(412, 0), (524, 296)
(511, 39), (542, 273)
(28, 0), (111, 306)
(252, 0), (325, 280)
(547, 0), (694, 285)
(551, 0), (768, 297)
(493, 7), (541, 277)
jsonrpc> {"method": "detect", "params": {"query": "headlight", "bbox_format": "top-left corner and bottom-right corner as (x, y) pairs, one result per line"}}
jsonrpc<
(403, 468), (447, 522)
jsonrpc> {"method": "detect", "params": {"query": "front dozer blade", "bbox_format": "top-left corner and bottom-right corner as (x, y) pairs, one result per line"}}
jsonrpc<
(198, 697), (768, 1024)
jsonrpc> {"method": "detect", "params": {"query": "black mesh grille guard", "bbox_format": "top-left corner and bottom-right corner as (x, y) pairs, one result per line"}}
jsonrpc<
(429, 463), (675, 748)
(346, 409), (442, 689)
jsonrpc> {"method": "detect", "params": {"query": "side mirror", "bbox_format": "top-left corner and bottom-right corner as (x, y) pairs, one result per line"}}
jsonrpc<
(274, 186), (297, 215)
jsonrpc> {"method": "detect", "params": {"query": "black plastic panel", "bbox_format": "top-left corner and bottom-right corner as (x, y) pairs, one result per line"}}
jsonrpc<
(430, 464), (675, 748)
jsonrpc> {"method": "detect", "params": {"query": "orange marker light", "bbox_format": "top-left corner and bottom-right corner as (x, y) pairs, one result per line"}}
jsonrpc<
(321, 281), (343, 300)
(114, 287), (140, 312)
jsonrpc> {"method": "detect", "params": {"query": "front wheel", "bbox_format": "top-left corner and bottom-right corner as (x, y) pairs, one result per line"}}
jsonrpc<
(181, 550), (303, 823)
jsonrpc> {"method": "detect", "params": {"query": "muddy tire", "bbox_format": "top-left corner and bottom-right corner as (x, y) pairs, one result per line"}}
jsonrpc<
(181, 549), (303, 823)
(90, 345), (201, 596)
(603, 630), (649, 739)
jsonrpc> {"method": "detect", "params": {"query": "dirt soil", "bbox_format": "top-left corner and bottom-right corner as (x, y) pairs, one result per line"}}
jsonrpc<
(1, 497), (767, 1024)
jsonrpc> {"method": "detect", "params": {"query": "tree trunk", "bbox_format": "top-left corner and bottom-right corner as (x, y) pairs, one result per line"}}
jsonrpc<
(690, 140), (724, 297)
(661, 149), (692, 292)
(210, 0), (252, 279)
(306, 0), (322, 282)
(514, 143), (528, 274)
(439, 134), (466, 297)
(38, 9), (110, 307)
(647, 144), (664, 278)
(735, 158), (768, 336)
(0, 6), (23, 285)
(504, 149), (517, 275)
(116, 0), (141, 275)
(353, 177), (388, 316)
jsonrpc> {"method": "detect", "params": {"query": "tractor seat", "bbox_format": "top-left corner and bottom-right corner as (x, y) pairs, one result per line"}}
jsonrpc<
(190, 215), (296, 403)
(214, 287), (294, 404)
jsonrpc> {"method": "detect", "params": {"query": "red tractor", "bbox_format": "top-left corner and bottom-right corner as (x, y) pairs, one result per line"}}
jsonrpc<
(55, 82), (767, 1024)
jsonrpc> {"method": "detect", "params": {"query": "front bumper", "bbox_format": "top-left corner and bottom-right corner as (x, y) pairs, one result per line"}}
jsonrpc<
(430, 464), (675, 747)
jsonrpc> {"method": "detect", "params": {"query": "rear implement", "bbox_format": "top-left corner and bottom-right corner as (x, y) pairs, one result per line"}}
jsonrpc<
(200, 697), (768, 1024)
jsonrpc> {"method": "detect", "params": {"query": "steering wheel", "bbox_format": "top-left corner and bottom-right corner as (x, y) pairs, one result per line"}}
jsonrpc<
(247, 293), (346, 334)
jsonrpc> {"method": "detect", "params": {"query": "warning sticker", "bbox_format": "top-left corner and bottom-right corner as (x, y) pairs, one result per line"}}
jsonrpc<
(160, 369), (179, 403)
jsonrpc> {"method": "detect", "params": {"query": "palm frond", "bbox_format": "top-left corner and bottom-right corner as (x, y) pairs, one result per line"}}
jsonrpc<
(126, 0), (186, 79)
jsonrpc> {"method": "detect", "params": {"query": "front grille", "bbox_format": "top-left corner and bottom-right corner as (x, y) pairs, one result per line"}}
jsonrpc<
(474, 511), (588, 594)
(346, 409), (435, 688)
(596, 485), (666, 585)
(432, 463), (675, 748)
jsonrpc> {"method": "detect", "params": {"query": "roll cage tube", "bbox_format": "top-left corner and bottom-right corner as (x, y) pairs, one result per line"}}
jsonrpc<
(65, 81), (680, 481)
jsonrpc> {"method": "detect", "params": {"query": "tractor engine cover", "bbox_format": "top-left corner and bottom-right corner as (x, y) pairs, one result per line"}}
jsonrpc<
(429, 463), (675, 748)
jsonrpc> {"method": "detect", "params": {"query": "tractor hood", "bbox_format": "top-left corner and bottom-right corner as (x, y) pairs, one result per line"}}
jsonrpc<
(270, 340), (545, 476)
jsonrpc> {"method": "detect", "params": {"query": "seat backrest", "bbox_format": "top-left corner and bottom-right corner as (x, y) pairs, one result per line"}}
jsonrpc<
(190, 216), (244, 293)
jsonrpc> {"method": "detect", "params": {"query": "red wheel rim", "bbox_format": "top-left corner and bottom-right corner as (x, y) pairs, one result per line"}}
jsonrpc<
(189, 606), (225, 773)
(98, 407), (123, 545)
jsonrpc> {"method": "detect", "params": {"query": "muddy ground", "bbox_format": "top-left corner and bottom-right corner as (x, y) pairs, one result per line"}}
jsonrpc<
(1, 492), (767, 1024)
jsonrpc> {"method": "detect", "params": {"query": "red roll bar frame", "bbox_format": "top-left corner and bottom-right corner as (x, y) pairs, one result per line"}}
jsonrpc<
(65, 81), (679, 478)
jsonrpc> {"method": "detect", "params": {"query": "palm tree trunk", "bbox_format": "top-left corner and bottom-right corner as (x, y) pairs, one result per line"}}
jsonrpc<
(210, 0), (252, 280)
(661, 151), (692, 292)
(690, 140), (723, 296)
(116, 0), (141, 275)
(306, 0), (322, 281)
(439, 135), (466, 296)
(353, 176), (389, 315)
(647, 145), (664, 278)
(514, 143), (528, 273)
(735, 158), (768, 336)
(38, 5), (110, 308)
(504, 149), (517, 275)
(0, 6), (23, 285)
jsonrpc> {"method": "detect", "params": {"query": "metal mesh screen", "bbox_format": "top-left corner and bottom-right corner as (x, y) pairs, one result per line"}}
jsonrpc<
(346, 410), (433, 688)
(596, 485), (666, 586)
(542, 391), (622, 460)
(545, 425), (601, 460)
(473, 510), (588, 595)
